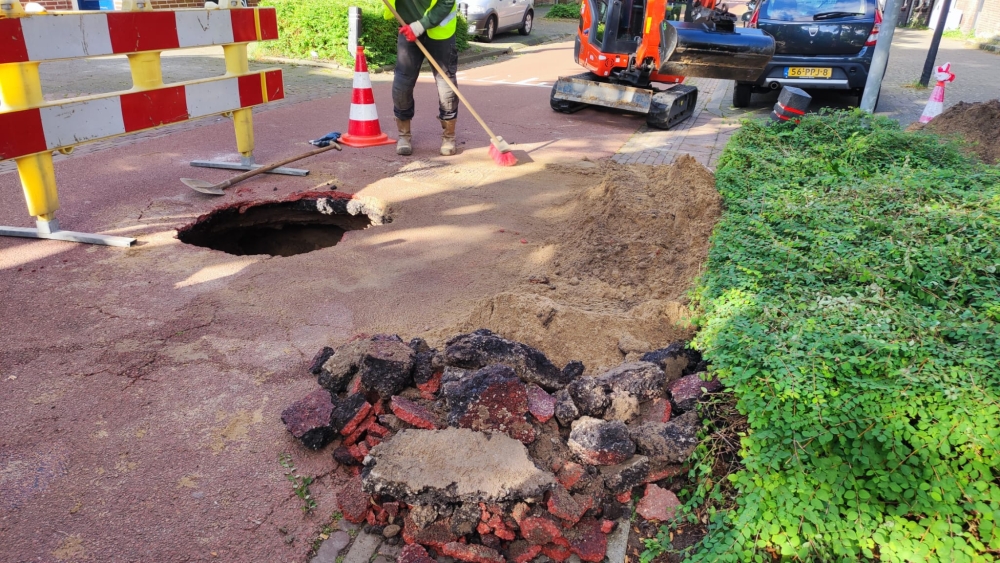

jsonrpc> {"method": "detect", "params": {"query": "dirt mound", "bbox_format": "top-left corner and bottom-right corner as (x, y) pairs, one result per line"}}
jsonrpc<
(553, 155), (722, 303)
(911, 99), (1000, 164)
(465, 292), (693, 372)
(444, 156), (721, 372)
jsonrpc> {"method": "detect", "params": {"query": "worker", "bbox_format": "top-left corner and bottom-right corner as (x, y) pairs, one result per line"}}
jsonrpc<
(384, 0), (459, 157)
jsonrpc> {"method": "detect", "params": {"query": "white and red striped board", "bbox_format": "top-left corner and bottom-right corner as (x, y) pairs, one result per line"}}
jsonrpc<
(0, 70), (283, 161)
(0, 7), (278, 64)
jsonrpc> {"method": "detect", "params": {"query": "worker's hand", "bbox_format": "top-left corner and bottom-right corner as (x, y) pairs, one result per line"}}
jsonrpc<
(400, 21), (425, 42)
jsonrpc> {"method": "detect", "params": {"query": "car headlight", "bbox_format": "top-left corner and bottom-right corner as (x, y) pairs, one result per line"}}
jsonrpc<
(468, 24), (478, 32)
(467, 5), (487, 14)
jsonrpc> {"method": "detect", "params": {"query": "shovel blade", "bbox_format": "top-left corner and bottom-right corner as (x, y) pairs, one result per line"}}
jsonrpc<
(181, 178), (226, 196)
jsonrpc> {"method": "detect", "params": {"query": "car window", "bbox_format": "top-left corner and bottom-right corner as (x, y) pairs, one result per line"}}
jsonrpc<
(760, 0), (867, 21)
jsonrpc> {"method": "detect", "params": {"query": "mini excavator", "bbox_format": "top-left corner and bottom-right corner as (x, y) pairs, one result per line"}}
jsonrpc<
(550, 0), (775, 128)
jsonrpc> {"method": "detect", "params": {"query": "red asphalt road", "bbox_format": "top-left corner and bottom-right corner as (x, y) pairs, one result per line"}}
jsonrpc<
(0, 42), (643, 562)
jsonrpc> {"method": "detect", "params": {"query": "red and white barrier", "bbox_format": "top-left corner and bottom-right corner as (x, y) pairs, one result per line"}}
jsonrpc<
(0, 7), (278, 64)
(0, 70), (283, 162)
(339, 46), (395, 148)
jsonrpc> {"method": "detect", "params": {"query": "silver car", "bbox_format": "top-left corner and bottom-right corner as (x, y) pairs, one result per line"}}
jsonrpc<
(462, 0), (534, 42)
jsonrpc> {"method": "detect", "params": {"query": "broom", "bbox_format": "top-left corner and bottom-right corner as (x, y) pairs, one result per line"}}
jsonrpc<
(380, 0), (517, 166)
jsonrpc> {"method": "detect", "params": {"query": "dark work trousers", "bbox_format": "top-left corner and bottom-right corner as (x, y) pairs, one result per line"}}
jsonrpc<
(392, 32), (459, 122)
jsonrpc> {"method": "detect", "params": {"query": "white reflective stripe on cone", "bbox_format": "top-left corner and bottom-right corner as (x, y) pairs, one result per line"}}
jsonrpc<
(353, 72), (373, 90)
(349, 104), (379, 121)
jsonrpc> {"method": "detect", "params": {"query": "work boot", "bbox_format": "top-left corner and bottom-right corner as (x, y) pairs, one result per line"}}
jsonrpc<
(440, 119), (457, 156)
(396, 118), (412, 156)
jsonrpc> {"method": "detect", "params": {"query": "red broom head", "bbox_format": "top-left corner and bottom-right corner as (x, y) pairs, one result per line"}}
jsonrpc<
(488, 141), (517, 167)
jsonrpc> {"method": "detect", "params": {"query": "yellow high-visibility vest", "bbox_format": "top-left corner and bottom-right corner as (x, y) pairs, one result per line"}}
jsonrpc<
(383, 0), (457, 39)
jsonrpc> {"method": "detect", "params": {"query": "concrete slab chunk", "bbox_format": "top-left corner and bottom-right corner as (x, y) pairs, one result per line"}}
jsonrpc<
(362, 428), (556, 504)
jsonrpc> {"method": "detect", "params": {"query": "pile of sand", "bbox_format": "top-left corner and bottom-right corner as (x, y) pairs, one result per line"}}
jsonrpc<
(446, 156), (722, 372)
(911, 99), (1000, 164)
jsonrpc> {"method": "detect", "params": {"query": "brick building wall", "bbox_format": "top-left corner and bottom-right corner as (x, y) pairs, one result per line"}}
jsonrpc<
(972, 0), (1000, 35)
(948, 0), (1000, 35)
(34, 0), (73, 9)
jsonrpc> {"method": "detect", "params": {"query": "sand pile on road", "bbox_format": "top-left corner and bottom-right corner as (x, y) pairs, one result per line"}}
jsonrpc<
(911, 99), (1000, 164)
(552, 155), (721, 304)
(452, 156), (722, 371)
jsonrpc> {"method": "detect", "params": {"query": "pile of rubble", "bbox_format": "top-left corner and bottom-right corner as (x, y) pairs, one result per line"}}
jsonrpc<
(281, 330), (719, 563)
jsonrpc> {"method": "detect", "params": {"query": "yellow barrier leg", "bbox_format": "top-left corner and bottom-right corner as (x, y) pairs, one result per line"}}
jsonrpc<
(189, 44), (306, 176)
(15, 153), (59, 222)
(0, 62), (133, 245)
(223, 44), (255, 157)
(0, 62), (60, 221)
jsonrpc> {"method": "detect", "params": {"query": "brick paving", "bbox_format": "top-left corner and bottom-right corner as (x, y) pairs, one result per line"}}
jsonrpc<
(612, 78), (741, 168)
(5, 24), (994, 178)
(612, 28), (1000, 169)
(0, 12), (576, 176)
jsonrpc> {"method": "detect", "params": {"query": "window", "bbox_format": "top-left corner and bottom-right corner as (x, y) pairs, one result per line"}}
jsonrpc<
(760, 0), (867, 21)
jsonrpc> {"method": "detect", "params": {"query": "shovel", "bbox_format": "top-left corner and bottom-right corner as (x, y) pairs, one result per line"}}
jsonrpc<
(182, 142), (342, 195)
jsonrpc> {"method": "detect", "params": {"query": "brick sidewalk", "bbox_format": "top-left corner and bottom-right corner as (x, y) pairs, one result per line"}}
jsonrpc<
(612, 78), (741, 168)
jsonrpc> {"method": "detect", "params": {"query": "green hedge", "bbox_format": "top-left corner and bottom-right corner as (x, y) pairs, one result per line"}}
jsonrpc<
(544, 2), (580, 18)
(257, 0), (470, 68)
(687, 111), (1000, 562)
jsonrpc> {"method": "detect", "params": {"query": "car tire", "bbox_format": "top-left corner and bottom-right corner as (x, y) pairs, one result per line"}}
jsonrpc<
(481, 15), (497, 43)
(733, 83), (752, 108)
(519, 10), (533, 35)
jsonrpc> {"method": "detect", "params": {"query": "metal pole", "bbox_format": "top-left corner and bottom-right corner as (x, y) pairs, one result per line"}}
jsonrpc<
(348, 6), (362, 57)
(860, 0), (901, 112)
(919, 0), (950, 85)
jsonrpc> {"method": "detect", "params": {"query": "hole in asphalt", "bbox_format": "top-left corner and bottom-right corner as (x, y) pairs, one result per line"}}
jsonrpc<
(177, 196), (375, 257)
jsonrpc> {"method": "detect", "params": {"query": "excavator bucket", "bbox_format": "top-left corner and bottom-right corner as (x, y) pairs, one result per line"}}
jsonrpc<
(658, 21), (775, 82)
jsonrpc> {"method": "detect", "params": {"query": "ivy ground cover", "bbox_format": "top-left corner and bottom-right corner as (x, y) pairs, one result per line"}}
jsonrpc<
(689, 111), (1000, 561)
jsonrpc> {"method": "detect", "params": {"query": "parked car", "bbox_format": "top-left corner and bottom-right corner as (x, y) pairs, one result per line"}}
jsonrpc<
(737, 0), (883, 107)
(463, 0), (534, 42)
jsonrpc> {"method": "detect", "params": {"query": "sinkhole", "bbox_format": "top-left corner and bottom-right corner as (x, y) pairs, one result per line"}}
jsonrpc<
(177, 194), (387, 257)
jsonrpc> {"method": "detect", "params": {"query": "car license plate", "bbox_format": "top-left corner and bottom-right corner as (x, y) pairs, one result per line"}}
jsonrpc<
(785, 67), (832, 78)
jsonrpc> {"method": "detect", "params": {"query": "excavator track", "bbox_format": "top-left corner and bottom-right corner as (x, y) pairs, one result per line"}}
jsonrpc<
(550, 74), (697, 130)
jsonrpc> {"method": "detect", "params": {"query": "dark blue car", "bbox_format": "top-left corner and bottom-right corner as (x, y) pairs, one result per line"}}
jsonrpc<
(735, 0), (883, 107)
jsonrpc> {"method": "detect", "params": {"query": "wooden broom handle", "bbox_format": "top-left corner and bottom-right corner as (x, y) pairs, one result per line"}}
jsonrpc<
(219, 142), (341, 189)
(380, 0), (501, 142)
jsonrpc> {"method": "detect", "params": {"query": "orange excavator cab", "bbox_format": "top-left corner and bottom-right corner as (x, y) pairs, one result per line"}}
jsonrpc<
(551, 0), (774, 128)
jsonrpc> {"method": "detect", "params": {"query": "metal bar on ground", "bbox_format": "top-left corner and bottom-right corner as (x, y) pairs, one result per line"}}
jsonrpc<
(190, 156), (309, 176)
(0, 220), (135, 247)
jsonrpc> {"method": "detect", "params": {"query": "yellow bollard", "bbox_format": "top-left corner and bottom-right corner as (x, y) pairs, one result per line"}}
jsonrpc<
(223, 43), (255, 157)
(0, 62), (59, 221)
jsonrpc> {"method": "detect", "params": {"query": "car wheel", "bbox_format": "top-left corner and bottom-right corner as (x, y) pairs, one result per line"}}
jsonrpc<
(733, 83), (752, 108)
(481, 16), (497, 43)
(519, 10), (533, 35)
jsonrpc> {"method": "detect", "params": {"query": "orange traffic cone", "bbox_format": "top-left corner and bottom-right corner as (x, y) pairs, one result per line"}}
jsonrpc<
(340, 46), (396, 148)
